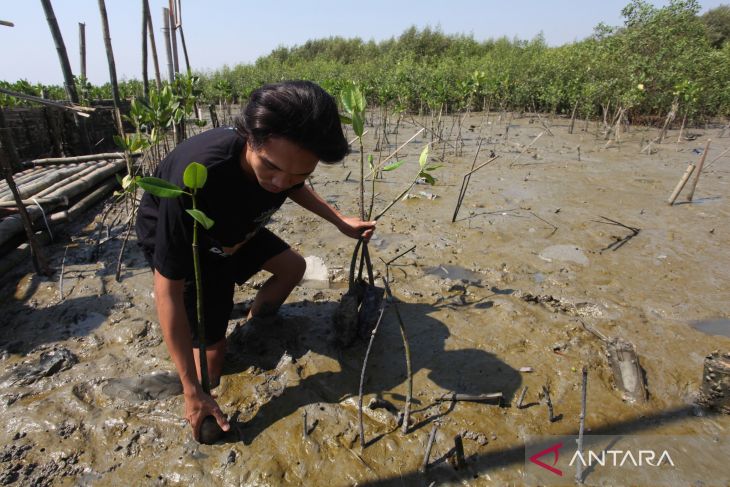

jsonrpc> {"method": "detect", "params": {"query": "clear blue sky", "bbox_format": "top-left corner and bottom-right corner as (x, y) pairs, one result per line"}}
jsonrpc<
(1, 0), (725, 85)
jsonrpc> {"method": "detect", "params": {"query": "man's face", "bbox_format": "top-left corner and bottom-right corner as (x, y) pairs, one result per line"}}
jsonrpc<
(243, 137), (318, 193)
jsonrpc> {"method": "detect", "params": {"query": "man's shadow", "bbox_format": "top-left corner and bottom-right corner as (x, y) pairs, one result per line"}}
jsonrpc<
(220, 299), (521, 445)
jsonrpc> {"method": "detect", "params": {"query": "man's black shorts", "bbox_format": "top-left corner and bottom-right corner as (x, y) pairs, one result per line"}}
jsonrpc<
(144, 228), (290, 347)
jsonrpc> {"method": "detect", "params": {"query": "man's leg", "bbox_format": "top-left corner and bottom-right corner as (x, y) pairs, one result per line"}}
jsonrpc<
(193, 338), (226, 388)
(248, 248), (306, 318)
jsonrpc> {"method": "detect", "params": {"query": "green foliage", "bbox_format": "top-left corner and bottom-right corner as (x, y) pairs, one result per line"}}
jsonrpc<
(4, 2), (730, 120)
(183, 162), (208, 190)
(136, 176), (188, 198)
(702, 5), (730, 48)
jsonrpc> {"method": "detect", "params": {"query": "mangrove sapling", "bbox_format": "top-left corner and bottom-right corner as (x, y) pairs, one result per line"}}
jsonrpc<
(136, 162), (224, 444)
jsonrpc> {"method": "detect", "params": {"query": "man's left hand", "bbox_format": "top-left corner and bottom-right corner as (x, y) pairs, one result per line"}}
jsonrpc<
(338, 216), (376, 241)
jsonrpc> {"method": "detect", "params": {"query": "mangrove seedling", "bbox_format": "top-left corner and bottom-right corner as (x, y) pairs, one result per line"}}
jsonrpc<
(136, 161), (223, 444)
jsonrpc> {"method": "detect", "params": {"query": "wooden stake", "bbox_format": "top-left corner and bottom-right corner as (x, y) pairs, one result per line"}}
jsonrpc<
(667, 163), (695, 205)
(40, 0), (79, 103)
(141, 0), (149, 99)
(576, 366), (588, 484)
(516, 386), (528, 409)
(358, 303), (387, 449)
(97, 0), (121, 109)
(686, 139), (711, 202)
(452, 434), (466, 469)
(542, 385), (558, 423)
(168, 0), (180, 75)
(58, 244), (69, 301)
(162, 7), (174, 83)
(78, 22), (86, 80)
(144, 0), (162, 90)
(0, 108), (51, 276)
(420, 423), (439, 473)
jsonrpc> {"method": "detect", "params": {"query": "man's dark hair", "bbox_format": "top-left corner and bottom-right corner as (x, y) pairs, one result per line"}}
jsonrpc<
(235, 80), (348, 164)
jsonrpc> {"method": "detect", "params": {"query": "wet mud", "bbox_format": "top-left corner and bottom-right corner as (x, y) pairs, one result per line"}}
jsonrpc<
(0, 113), (729, 485)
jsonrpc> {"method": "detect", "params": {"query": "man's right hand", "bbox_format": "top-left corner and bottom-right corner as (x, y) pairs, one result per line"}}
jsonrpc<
(184, 386), (230, 441)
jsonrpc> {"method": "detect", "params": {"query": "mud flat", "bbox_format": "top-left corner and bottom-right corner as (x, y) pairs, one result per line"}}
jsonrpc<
(0, 113), (728, 485)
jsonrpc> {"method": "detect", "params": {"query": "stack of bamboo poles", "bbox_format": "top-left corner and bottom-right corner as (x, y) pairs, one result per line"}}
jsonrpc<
(0, 155), (125, 259)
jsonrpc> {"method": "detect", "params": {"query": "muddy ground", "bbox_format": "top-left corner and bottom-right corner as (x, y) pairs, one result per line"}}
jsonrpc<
(0, 113), (728, 486)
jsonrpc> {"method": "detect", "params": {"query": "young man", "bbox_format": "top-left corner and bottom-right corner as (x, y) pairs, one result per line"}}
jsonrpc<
(135, 81), (375, 440)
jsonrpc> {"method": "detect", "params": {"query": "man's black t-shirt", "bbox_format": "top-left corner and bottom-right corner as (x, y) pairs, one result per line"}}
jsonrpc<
(136, 127), (302, 280)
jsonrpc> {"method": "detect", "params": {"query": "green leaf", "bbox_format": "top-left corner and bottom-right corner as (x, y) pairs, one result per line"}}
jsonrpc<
(339, 113), (352, 125)
(352, 112), (364, 138)
(137, 177), (187, 198)
(419, 171), (436, 185)
(183, 162), (208, 190)
(113, 134), (127, 151)
(367, 154), (374, 171)
(382, 160), (404, 171)
(186, 209), (215, 230)
(355, 89), (366, 113)
(424, 163), (442, 171)
(341, 86), (356, 114)
(341, 85), (365, 114)
(115, 173), (124, 187)
(121, 174), (134, 190)
(419, 145), (430, 169)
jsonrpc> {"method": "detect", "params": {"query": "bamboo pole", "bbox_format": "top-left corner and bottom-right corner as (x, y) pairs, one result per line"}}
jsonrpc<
(0, 167), (46, 196)
(162, 8), (174, 83)
(0, 108), (51, 275)
(78, 22), (86, 80)
(35, 163), (103, 198)
(98, 0), (121, 109)
(40, 0), (79, 104)
(686, 139), (711, 202)
(1, 163), (92, 201)
(0, 20), (15, 27)
(0, 195), (68, 209)
(168, 1), (180, 75)
(667, 163), (695, 205)
(141, 0), (149, 99)
(0, 87), (93, 116)
(28, 152), (133, 166)
(0, 160), (125, 249)
(144, 0), (162, 90)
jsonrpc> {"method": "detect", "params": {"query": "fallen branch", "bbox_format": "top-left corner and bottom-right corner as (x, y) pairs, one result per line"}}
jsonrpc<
(436, 392), (503, 405)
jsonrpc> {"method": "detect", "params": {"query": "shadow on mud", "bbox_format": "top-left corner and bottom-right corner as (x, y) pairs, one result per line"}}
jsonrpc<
(359, 405), (720, 486)
(0, 294), (115, 354)
(220, 299), (522, 446)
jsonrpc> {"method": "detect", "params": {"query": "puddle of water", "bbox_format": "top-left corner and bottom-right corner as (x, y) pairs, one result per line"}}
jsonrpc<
(424, 264), (483, 283)
(690, 318), (730, 338)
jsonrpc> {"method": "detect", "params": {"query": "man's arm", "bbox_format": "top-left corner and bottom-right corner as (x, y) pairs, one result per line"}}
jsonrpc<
(288, 184), (375, 239)
(153, 270), (229, 439)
